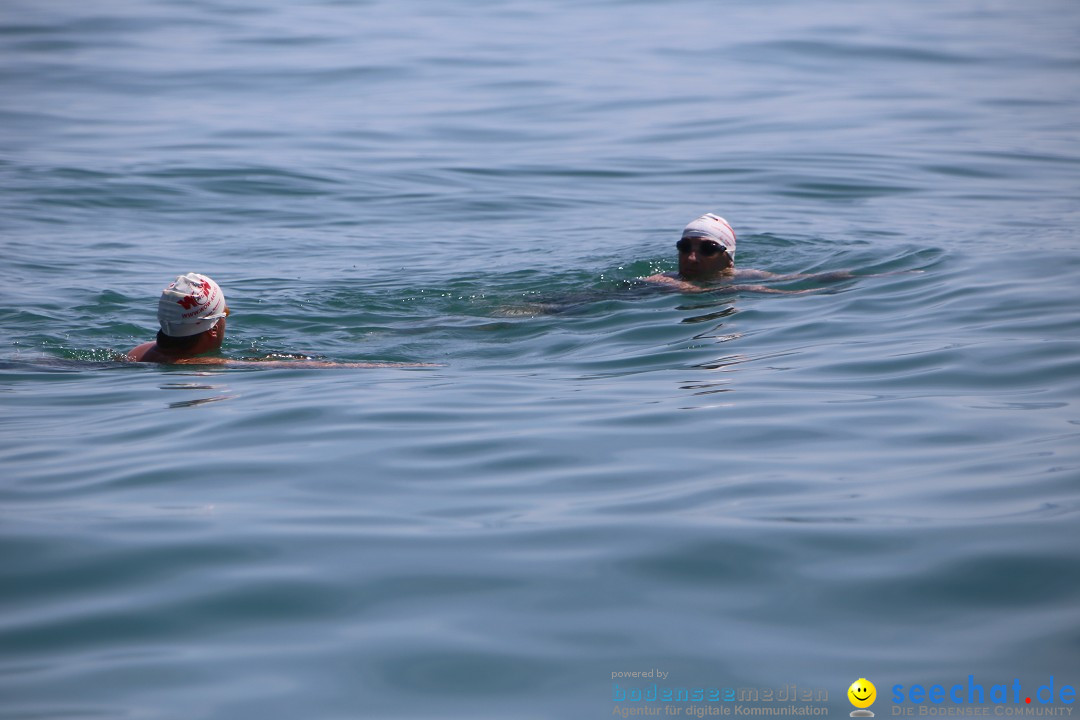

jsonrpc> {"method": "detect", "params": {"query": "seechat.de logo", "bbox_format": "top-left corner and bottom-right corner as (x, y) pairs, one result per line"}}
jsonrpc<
(891, 676), (1077, 706)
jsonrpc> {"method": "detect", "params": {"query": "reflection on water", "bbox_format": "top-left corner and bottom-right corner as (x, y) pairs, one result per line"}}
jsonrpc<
(160, 383), (220, 391)
(679, 304), (738, 325)
(160, 381), (235, 409)
(682, 353), (747, 399)
(167, 394), (236, 409)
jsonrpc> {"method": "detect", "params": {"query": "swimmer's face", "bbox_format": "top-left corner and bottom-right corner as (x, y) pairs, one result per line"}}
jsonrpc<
(212, 315), (226, 349)
(677, 236), (732, 279)
(201, 315), (227, 352)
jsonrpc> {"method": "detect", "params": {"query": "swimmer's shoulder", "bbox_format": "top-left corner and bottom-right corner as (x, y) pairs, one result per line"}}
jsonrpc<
(641, 273), (734, 293)
(732, 268), (777, 280)
(126, 342), (212, 364)
(126, 342), (165, 363)
(640, 272), (698, 291)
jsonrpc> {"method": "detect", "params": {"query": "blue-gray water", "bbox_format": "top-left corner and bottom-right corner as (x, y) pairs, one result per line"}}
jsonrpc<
(2, 1), (1079, 718)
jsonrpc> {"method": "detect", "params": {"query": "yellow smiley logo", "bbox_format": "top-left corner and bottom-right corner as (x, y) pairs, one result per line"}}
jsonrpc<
(848, 678), (877, 709)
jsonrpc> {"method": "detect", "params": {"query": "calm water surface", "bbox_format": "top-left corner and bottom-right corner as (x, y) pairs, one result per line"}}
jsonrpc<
(2, 1), (1079, 718)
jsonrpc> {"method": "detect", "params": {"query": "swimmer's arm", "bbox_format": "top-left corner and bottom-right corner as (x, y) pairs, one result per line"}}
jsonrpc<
(171, 356), (232, 365)
(734, 269), (855, 282)
(158, 356), (434, 369)
(723, 284), (816, 295)
(739, 269), (925, 283)
(640, 273), (708, 292)
(170, 357), (437, 368)
(253, 361), (439, 368)
(640, 273), (805, 294)
(640, 274), (818, 295)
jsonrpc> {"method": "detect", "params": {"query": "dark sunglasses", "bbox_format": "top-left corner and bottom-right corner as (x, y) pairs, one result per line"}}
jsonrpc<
(676, 239), (724, 257)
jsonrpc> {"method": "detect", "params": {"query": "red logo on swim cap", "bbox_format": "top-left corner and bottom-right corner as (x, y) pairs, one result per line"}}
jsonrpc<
(175, 279), (214, 309)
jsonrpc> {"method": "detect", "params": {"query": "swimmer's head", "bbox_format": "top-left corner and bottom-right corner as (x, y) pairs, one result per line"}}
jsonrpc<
(157, 273), (228, 337)
(682, 214), (736, 258)
(677, 214), (736, 279)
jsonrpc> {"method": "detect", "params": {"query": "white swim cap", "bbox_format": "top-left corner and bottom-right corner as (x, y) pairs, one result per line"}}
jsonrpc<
(682, 214), (736, 257)
(157, 273), (227, 337)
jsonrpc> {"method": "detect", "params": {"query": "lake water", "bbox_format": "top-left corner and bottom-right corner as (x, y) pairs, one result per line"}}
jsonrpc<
(2, 1), (1079, 718)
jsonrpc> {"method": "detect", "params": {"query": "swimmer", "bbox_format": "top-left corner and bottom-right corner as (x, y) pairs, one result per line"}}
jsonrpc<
(126, 273), (229, 363)
(127, 273), (432, 367)
(642, 213), (854, 293)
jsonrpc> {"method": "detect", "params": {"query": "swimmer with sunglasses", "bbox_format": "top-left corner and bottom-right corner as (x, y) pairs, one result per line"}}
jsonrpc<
(642, 213), (853, 293)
